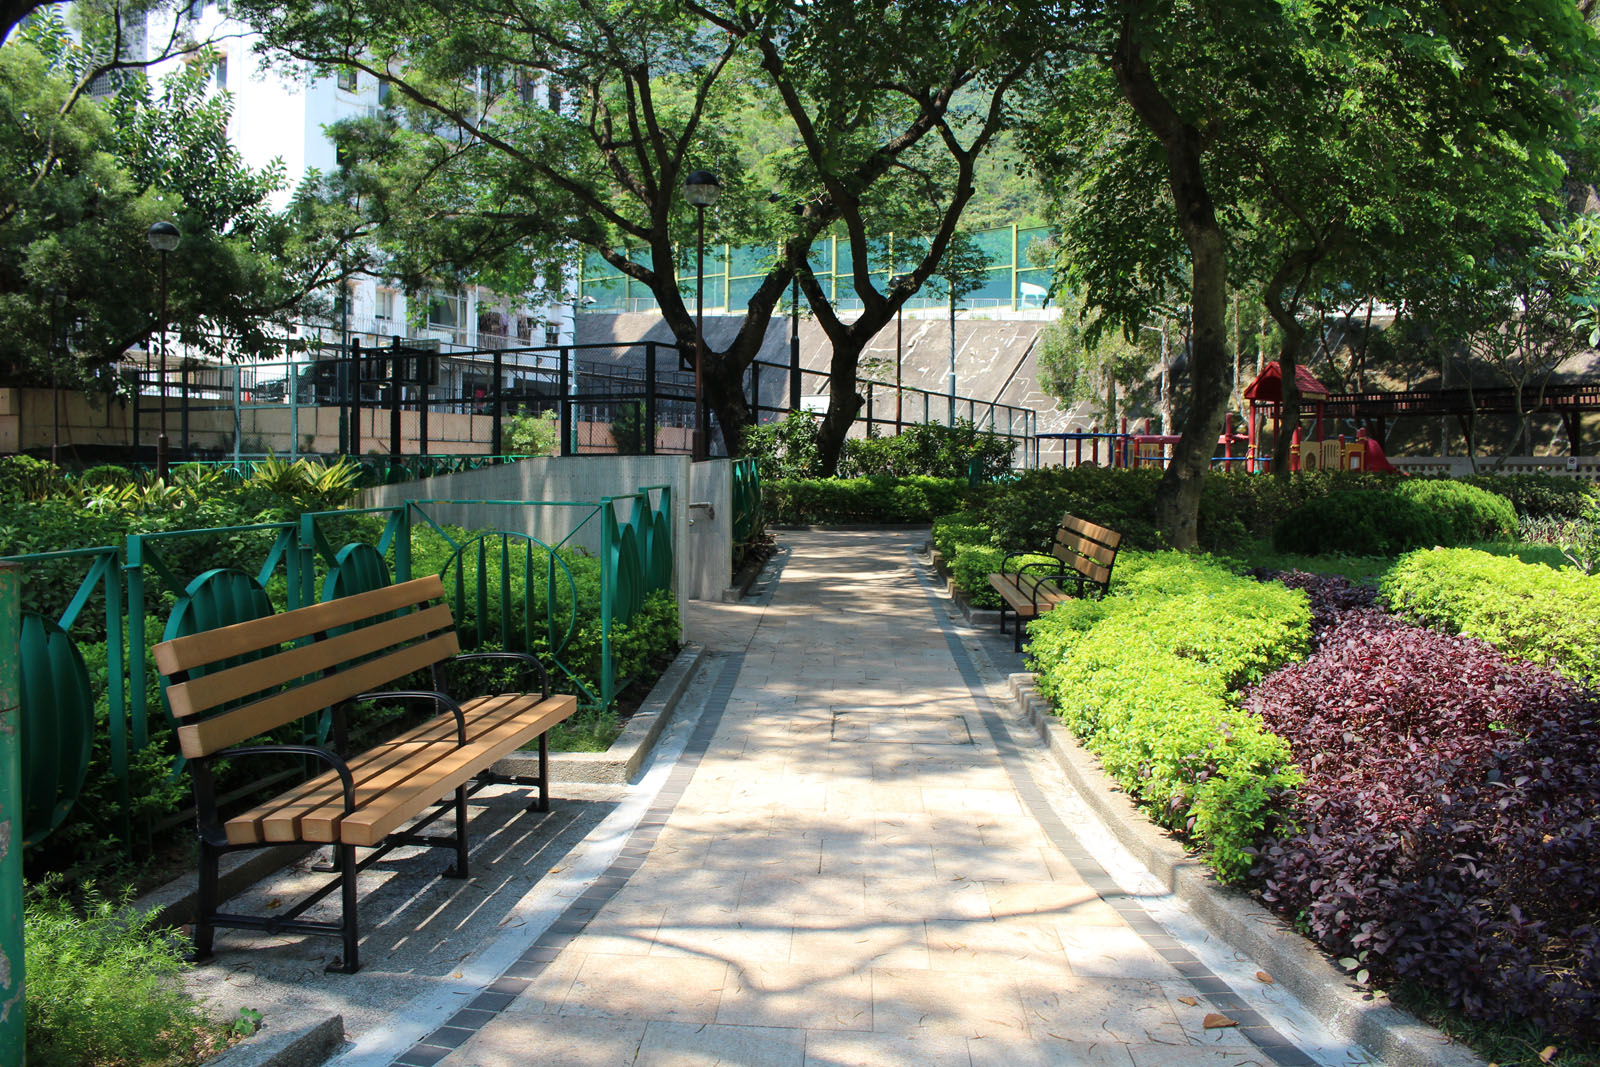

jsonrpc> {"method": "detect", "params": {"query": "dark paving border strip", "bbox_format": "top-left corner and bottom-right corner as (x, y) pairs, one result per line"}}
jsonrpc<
(904, 548), (1320, 1067)
(387, 652), (747, 1067)
(383, 543), (796, 1066)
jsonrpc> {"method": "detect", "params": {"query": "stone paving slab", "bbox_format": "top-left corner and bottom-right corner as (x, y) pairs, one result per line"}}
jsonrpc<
(395, 529), (1375, 1067)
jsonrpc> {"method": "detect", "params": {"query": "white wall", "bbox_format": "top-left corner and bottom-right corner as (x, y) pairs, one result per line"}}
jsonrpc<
(359, 457), (737, 638)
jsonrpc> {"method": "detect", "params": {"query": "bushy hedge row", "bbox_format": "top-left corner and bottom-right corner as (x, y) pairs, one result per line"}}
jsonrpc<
(1026, 552), (1310, 880)
(746, 412), (1014, 481)
(1464, 472), (1598, 521)
(763, 476), (977, 525)
(1273, 479), (1516, 557)
(1381, 548), (1600, 687)
(1248, 573), (1600, 1042)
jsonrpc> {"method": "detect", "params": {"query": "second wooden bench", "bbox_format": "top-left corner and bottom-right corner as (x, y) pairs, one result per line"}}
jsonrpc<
(987, 513), (1123, 651)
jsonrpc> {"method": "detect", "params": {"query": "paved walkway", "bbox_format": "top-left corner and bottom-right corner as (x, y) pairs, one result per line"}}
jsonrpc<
(333, 528), (1365, 1067)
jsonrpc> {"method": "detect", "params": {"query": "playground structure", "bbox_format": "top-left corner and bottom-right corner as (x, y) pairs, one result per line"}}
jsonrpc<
(1042, 362), (1414, 473)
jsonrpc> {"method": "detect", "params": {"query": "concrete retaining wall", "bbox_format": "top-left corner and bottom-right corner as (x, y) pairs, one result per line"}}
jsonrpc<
(359, 457), (734, 637)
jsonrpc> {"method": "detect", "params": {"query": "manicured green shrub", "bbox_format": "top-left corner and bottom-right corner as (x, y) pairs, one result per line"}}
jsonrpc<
(1463, 472), (1598, 520)
(930, 516), (993, 559)
(839, 419), (1016, 480)
(1381, 548), (1600, 687)
(1026, 552), (1310, 880)
(26, 882), (232, 1067)
(764, 476), (976, 524)
(1272, 479), (1515, 557)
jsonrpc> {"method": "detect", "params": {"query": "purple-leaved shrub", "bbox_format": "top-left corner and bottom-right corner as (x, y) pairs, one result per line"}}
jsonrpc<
(1247, 573), (1600, 1041)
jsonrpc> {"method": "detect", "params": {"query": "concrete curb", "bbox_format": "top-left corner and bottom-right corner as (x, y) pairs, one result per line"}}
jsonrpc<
(494, 642), (708, 785)
(1007, 673), (1485, 1067)
(206, 1012), (345, 1067)
(926, 547), (1000, 628)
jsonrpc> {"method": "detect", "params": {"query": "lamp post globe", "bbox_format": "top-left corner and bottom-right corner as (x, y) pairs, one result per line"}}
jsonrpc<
(146, 221), (181, 479)
(684, 170), (720, 460)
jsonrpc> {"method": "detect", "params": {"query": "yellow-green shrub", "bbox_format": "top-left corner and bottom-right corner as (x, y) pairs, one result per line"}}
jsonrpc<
(1027, 552), (1310, 880)
(1381, 547), (1600, 687)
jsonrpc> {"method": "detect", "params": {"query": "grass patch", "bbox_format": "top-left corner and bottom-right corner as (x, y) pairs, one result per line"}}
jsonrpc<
(546, 707), (623, 752)
(1394, 981), (1600, 1067)
(26, 882), (247, 1067)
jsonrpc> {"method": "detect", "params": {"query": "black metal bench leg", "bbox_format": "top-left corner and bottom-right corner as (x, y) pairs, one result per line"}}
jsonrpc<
(190, 838), (219, 964)
(1014, 615), (1024, 653)
(445, 784), (470, 878)
(329, 843), (361, 974)
(535, 733), (551, 813)
(998, 601), (1008, 636)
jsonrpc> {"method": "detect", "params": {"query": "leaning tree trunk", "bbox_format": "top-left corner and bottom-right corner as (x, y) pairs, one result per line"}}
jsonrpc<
(1112, 25), (1230, 550)
(702, 350), (755, 459)
(815, 342), (865, 476)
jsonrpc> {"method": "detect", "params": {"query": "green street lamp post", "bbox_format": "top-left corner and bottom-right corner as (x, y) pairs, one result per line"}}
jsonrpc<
(683, 170), (721, 460)
(146, 221), (181, 479)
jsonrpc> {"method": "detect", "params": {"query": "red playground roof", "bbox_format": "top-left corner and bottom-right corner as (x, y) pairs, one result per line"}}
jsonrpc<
(1243, 361), (1330, 402)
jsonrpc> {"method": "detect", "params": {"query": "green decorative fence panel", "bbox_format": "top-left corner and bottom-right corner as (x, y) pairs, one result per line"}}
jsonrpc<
(17, 614), (94, 846)
(732, 458), (762, 544)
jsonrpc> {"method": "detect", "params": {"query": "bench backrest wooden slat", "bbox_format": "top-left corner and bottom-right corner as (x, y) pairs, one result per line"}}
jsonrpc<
(1048, 513), (1122, 591)
(174, 631), (462, 760)
(164, 603), (457, 719)
(1053, 528), (1119, 568)
(1062, 514), (1122, 548)
(154, 576), (446, 676)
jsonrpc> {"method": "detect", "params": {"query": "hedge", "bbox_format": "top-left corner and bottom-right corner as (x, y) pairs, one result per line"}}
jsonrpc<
(1026, 552), (1311, 880)
(763, 476), (977, 524)
(1273, 478), (1516, 557)
(1380, 547), (1600, 687)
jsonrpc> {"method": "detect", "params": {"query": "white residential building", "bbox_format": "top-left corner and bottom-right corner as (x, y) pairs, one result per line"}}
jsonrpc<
(136, 1), (577, 355)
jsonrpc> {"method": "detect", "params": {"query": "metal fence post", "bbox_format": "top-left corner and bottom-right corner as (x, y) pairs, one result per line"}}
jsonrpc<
(491, 347), (504, 458)
(0, 562), (24, 1064)
(644, 343), (657, 455)
(559, 346), (573, 456)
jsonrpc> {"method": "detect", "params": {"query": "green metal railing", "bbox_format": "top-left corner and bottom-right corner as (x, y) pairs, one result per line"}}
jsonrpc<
(1, 562), (25, 1064)
(1, 483), (677, 857)
(732, 458), (762, 544)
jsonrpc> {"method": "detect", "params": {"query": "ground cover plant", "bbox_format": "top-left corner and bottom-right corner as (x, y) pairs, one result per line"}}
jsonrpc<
(1246, 572), (1600, 1046)
(25, 881), (247, 1067)
(1381, 548), (1600, 687)
(1026, 551), (1310, 880)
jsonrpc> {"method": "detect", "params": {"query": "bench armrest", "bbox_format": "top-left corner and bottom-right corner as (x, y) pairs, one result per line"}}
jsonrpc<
(447, 651), (550, 700)
(223, 744), (357, 815)
(354, 690), (468, 745)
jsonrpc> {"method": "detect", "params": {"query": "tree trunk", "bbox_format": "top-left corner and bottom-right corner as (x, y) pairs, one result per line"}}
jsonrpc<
(1112, 25), (1230, 550)
(815, 341), (865, 476)
(1269, 316), (1305, 479)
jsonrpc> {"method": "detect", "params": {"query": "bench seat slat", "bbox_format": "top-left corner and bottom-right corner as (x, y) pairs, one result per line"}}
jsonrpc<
(234, 695), (551, 844)
(156, 576), (447, 675)
(225, 694), (578, 848)
(175, 632), (462, 759)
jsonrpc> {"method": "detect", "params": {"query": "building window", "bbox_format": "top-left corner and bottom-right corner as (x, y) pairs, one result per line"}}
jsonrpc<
(544, 324), (560, 347)
(374, 289), (395, 321)
(212, 53), (227, 90)
(337, 67), (358, 92)
(548, 83), (563, 114)
(427, 290), (465, 330)
(377, 77), (392, 106)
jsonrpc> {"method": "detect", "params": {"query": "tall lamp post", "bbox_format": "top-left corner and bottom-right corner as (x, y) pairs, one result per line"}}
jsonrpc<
(683, 169), (721, 461)
(146, 221), (181, 479)
(888, 274), (912, 433)
(947, 282), (957, 425)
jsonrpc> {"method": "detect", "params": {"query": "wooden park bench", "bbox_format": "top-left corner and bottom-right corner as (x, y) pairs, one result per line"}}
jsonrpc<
(154, 574), (577, 973)
(988, 514), (1123, 652)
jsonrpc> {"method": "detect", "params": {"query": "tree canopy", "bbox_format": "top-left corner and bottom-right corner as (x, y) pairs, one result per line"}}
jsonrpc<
(1022, 0), (1599, 543)
(1, 10), (365, 391)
